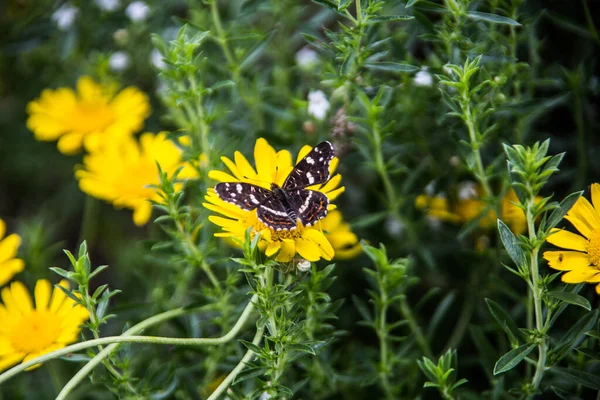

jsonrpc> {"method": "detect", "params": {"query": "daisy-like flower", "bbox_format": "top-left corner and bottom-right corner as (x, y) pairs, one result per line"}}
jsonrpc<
(319, 210), (362, 259)
(416, 188), (534, 234)
(26, 76), (150, 155)
(0, 279), (89, 371)
(543, 183), (600, 294)
(204, 138), (345, 262)
(76, 133), (197, 226)
(0, 219), (24, 287)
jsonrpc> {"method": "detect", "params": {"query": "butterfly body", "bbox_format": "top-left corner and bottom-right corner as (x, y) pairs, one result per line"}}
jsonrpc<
(214, 141), (335, 231)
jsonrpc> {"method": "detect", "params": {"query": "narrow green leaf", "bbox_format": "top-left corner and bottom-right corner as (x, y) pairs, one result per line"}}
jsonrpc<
(364, 62), (419, 73)
(493, 343), (536, 375)
(497, 219), (525, 266)
(547, 291), (591, 311)
(467, 11), (521, 26)
(340, 51), (357, 76)
(551, 367), (600, 391)
(368, 15), (415, 24)
(543, 191), (583, 231)
(406, 0), (419, 7)
(338, 0), (353, 11)
(310, 0), (338, 12)
(485, 298), (523, 345)
(352, 295), (373, 322)
(553, 309), (598, 361)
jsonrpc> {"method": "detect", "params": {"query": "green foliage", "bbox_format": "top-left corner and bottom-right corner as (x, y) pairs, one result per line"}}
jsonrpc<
(1, 0), (600, 399)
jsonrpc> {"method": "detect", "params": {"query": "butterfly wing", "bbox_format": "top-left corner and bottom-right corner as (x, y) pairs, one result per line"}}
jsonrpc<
(257, 197), (297, 231)
(214, 182), (271, 210)
(289, 189), (329, 227)
(283, 141), (335, 190)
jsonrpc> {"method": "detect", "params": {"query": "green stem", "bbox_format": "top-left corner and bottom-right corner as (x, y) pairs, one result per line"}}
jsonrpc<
(399, 297), (433, 359)
(526, 199), (547, 392)
(581, 0), (600, 45)
(464, 104), (492, 198)
(210, 0), (236, 67)
(378, 288), (393, 400)
(207, 324), (265, 400)
(0, 295), (256, 388)
(372, 119), (399, 214)
(78, 196), (99, 246)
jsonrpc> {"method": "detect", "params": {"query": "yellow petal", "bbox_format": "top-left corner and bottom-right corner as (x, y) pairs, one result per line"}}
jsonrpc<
(295, 237), (322, 262)
(0, 338), (15, 356)
(546, 229), (588, 252)
(220, 156), (245, 181)
(57, 132), (84, 155)
(317, 174), (342, 194)
(208, 170), (238, 183)
(562, 267), (599, 283)
(296, 145), (312, 164)
(34, 279), (52, 311)
(325, 187), (345, 201)
(0, 219), (5, 239)
(274, 150), (293, 187)
(234, 151), (259, 182)
(9, 281), (33, 315)
(275, 239), (295, 262)
(133, 202), (152, 226)
(265, 241), (281, 257)
(49, 282), (68, 313)
(592, 183), (600, 215)
(302, 228), (334, 260)
(566, 197), (599, 238)
(0, 352), (25, 372)
(543, 251), (590, 271)
(0, 259), (24, 287)
(254, 138), (277, 184)
(0, 233), (21, 263)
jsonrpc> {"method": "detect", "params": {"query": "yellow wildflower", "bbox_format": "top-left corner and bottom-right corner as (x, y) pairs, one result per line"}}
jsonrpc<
(416, 187), (532, 234)
(26, 76), (150, 155)
(0, 219), (24, 287)
(204, 138), (345, 262)
(76, 132), (197, 226)
(320, 210), (362, 259)
(0, 279), (89, 371)
(543, 183), (600, 294)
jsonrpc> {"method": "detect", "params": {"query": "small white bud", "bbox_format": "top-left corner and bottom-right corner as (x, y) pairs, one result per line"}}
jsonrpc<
(52, 4), (79, 31)
(414, 68), (433, 87)
(297, 259), (311, 272)
(94, 0), (120, 12)
(150, 49), (166, 69)
(307, 90), (330, 120)
(457, 181), (477, 200)
(125, 1), (150, 22)
(295, 47), (319, 70)
(385, 216), (405, 237)
(108, 51), (130, 72)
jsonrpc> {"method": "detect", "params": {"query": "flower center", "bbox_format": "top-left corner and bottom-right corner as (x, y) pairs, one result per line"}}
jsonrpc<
(254, 220), (303, 241)
(71, 102), (115, 133)
(588, 231), (600, 268)
(10, 311), (62, 354)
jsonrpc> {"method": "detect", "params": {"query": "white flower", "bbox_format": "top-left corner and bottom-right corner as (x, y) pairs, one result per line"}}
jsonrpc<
(94, 0), (120, 12)
(150, 49), (166, 69)
(297, 259), (311, 272)
(295, 47), (319, 70)
(125, 1), (150, 22)
(458, 181), (477, 200)
(414, 68), (433, 87)
(307, 90), (330, 120)
(51, 4), (79, 31)
(385, 216), (405, 237)
(109, 51), (130, 72)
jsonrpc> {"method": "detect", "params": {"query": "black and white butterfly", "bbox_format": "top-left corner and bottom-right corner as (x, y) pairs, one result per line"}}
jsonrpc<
(214, 141), (335, 231)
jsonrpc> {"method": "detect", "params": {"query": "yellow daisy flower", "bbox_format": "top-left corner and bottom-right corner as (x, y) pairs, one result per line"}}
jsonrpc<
(320, 210), (362, 259)
(416, 188), (533, 234)
(26, 76), (150, 155)
(76, 132), (197, 226)
(204, 138), (345, 262)
(543, 183), (600, 294)
(0, 219), (24, 287)
(0, 279), (89, 371)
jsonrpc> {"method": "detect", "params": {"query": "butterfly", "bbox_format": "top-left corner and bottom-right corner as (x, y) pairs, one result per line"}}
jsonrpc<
(214, 141), (335, 231)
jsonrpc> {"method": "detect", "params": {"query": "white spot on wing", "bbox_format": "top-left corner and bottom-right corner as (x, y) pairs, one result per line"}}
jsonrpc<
(236, 184), (242, 193)
(306, 172), (315, 184)
(306, 157), (315, 165)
